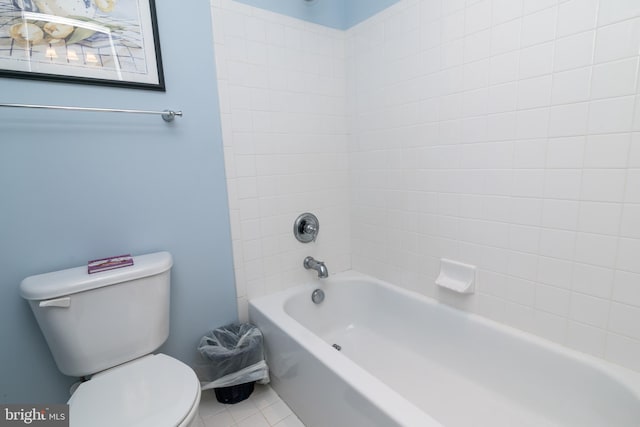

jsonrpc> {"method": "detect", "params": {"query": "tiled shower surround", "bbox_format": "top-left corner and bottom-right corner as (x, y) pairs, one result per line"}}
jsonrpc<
(210, 0), (351, 320)
(212, 0), (640, 373)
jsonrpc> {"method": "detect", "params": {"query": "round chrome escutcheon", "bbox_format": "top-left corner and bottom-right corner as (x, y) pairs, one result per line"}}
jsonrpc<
(311, 288), (325, 304)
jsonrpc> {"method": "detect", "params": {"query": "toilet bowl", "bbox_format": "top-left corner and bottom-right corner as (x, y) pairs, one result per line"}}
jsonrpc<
(20, 252), (201, 427)
(69, 354), (200, 427)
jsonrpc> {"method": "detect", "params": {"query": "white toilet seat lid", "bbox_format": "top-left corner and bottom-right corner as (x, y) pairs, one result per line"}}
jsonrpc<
(68, 354), (199, 427)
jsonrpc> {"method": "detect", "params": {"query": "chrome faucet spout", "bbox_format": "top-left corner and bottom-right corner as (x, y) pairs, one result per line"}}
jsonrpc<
(303, 256), (329, 278)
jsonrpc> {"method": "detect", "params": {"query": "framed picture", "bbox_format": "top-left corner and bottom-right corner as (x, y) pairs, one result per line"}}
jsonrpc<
(0, 0), (165, 91)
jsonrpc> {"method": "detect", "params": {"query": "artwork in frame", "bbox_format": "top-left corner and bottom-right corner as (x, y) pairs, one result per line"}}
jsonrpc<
(0, 0), (165, 90)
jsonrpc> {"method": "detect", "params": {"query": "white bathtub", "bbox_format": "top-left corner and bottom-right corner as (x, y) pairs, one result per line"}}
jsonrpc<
(249, 271), (640, 427)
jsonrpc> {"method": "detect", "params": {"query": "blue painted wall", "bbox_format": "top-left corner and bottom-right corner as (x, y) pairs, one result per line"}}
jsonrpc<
(234, 0), (399, 29)
(344, 0), (400, 28)
(0, 2), (237, 403)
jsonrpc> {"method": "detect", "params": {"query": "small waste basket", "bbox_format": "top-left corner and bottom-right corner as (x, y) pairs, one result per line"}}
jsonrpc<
(197, 323), (269, 404)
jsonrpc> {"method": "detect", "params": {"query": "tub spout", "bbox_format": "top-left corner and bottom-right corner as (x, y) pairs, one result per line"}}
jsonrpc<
(304, 256), (329, 278)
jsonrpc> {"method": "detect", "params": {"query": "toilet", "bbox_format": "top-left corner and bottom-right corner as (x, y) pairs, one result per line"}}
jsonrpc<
(20, 251), (201, 427)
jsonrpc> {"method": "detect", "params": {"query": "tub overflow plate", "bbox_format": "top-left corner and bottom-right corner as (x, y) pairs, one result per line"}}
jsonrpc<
(311, 288), (325, 304)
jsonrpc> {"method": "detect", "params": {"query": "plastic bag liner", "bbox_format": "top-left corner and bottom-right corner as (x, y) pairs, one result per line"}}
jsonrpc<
(197, 323), (269, 391)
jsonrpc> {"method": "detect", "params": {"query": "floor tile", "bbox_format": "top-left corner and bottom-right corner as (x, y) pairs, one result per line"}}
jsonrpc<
(273, 414), (306, 427)
(235, 412), (270, 427)
(261, 399), (293, 425)
(250, 384), (281, 409)
(199, 390), (228, 419)
(226, 399), (260, 423)
(202, 409), (235, 427)
(199, 384), (306, 427)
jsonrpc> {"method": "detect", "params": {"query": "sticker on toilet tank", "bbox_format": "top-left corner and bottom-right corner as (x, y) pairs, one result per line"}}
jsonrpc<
(87, 254), (133, 274)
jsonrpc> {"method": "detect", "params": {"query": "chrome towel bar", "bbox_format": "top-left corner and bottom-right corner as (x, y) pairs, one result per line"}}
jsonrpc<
(0, 103), (182, 122)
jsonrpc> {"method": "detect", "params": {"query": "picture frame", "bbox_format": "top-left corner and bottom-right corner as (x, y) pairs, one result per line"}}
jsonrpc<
(0, 0), (165, 91)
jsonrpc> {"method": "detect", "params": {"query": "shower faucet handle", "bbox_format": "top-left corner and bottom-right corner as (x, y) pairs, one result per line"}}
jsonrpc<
(294, 213), (320, 243)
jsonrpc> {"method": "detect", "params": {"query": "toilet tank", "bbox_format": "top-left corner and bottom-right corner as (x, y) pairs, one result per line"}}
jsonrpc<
(20, 252), (173, 377)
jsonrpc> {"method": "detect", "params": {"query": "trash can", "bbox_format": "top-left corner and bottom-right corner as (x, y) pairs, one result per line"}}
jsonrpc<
(197, 323), (269, 404)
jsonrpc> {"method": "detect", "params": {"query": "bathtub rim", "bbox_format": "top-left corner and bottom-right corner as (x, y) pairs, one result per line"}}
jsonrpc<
(250, 274), (442, 426)
(250, 270), (640, 419)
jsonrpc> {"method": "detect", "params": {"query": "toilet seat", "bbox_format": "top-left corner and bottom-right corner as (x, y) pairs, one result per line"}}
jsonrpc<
(68, 354), (201, 427)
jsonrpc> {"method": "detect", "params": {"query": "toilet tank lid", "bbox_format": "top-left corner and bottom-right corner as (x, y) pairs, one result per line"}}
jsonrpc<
(20, 252), (173, 301)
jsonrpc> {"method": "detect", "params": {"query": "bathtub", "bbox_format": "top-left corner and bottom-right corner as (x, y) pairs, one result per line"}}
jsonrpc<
(249, 271), (640, 427)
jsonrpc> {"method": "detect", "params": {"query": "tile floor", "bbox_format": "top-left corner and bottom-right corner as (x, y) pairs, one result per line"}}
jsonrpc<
(194, 384), (306, 427)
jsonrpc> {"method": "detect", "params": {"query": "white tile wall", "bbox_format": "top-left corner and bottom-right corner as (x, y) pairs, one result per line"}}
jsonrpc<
(346, 0), (640, 372)
(212, 0), (640, 374)
(210, 0), (351, 320)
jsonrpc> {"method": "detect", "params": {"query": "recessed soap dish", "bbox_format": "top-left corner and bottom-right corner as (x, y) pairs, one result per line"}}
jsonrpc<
(435, 258), (476, 294)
